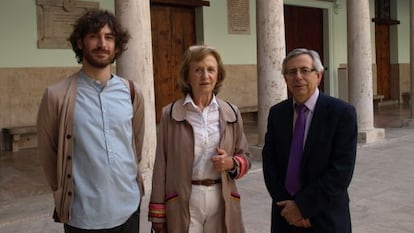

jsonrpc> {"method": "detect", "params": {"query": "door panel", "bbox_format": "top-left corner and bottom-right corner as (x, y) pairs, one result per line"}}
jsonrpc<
(151, 5), (196, 122)
(375, 24), (391, 99)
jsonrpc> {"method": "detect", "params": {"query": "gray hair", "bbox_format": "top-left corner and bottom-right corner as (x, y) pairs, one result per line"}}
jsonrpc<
(281, 48), (324, 75)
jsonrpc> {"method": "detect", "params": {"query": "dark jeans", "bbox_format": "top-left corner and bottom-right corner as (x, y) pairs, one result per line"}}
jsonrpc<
(64, 207), (140, 233)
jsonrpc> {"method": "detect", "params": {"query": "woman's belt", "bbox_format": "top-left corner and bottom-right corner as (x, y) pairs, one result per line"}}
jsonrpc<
(191, 179), (222, 186)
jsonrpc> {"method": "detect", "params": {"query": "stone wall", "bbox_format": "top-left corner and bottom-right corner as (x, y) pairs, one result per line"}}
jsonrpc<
(0, 67), (80, 129)
(0, 67), (79, 151)
(4, 63), (409, 132)
(0, 65), (259, 151)
(338, 63), (411, 103)
(0, 65), (258, 127)
(219, 64), (258, 112)
(337, 64), (379, 101)
(391, 63), (411, 103)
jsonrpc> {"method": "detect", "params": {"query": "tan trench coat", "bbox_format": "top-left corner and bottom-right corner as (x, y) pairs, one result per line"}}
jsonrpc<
(149, 97), (251, 233)
(37, 71), (145, 222)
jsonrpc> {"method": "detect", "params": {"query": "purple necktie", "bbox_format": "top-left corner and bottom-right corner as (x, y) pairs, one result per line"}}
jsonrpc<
(285, 104), (307, 195)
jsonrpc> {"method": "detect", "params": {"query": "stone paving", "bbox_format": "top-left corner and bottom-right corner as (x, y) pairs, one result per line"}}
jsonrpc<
(2, 101), (414, 233)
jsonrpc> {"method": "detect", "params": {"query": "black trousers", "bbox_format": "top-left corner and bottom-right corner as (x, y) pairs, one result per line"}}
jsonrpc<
(64, 207), (140, 233)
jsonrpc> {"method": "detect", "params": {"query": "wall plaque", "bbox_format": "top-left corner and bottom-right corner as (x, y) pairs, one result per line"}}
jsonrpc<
(227, 0), (250, 35)
(36, 0), (99, 49)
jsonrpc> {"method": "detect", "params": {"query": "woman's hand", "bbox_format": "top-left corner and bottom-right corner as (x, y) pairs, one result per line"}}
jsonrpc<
(211, 148), (234, 172)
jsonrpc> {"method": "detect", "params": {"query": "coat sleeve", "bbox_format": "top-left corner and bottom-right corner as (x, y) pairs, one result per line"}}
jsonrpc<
(131, 82), (146, 198)
(230, 108), (252, 179)
(132, 82), (145, 166)
(148, 106), (169, 223)
(37, 88), (59, 191)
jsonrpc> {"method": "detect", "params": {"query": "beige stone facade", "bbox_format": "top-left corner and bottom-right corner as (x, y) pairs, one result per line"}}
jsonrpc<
(0, 65), (259, 151)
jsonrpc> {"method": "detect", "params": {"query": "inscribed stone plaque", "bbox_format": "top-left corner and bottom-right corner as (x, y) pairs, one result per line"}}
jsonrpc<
(36, 0), (99, 49)
(227, 0), (250, 35)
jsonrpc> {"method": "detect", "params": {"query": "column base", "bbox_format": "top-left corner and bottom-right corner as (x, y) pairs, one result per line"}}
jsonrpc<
(358, 128), (385, 144)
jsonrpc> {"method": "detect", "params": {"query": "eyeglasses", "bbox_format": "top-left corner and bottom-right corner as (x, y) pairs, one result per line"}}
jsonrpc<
(285, 67), (316, 77)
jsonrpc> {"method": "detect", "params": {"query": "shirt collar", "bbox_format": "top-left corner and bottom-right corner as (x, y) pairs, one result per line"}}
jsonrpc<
(79, 71), (116, 91)
(293, 88), (319, 112)
(171, 97), (236, 123)
(183, 94), (219, 109)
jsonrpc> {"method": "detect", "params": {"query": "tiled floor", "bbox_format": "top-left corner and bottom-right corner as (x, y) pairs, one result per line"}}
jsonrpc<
(0, 103), (412, 232)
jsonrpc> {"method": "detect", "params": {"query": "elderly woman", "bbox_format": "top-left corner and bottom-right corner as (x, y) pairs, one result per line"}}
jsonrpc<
(148, 45), (252, 233)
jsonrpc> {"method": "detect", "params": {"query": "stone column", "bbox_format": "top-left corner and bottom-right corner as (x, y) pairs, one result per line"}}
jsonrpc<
(256, 0), (287, 147)
(404, 0), (414, 127)
(347, 0), (384, 143)
(115, 0), (156, 190)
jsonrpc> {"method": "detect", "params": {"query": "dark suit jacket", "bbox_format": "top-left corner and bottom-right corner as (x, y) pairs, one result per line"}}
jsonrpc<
(262, 93), (358, 233)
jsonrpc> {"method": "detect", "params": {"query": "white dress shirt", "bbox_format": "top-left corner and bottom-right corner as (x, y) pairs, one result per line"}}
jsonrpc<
(184, 94), (221, 180)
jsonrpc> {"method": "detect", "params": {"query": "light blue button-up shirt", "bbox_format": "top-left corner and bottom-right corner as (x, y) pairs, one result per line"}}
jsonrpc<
(68, 72), (140, 229)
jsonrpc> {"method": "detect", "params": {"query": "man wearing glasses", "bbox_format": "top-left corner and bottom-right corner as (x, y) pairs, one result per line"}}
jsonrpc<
(262, 48), (358, 233)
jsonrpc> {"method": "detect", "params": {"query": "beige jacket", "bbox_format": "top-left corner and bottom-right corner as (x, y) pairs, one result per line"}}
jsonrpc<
(149, 98), (251, 233)
(37, 71), (145, 222)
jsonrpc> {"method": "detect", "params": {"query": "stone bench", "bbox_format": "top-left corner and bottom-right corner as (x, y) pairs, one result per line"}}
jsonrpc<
(3, 126), (37, 152)
(373, 94), (384, 110)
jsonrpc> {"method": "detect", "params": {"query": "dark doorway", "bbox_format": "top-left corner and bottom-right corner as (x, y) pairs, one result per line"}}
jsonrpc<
(284, 5), (325, 91)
